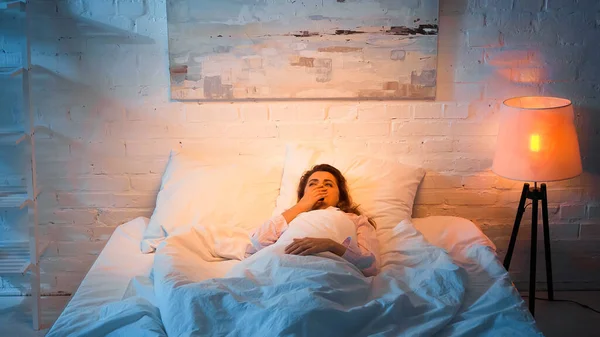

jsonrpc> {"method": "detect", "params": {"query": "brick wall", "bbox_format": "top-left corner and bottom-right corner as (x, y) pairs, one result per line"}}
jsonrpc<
(1, 0), (599, 294)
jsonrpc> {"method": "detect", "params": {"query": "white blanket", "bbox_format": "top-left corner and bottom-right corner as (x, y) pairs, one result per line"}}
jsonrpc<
(273, 207), (357, 247)
(153, 210), (467, 337)
(50, 276), (167, 337)
(436, 245), (542, 336)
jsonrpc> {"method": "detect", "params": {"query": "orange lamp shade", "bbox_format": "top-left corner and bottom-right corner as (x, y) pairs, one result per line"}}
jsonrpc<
(492, 96), (582, 182)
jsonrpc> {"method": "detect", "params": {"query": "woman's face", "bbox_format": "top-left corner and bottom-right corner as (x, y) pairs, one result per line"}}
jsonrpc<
(304, 171), (340, 210)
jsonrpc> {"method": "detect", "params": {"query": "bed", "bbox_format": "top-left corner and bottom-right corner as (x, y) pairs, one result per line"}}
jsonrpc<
(47, 215), (542, 337)
(48, 146), (542, 336)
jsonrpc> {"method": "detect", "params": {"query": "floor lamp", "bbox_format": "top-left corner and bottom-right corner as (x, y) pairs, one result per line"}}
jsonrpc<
(492, 96), (582, 317)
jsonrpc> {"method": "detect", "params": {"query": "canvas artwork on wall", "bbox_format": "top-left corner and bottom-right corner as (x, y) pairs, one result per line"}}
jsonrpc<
(166, 0), (439, 101)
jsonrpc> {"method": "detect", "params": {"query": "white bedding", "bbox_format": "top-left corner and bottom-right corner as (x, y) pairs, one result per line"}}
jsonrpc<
(46, 217), (161, 337)
(47, 216), (542, 337)
(413, 217), (541, 336)
(155, 209), (465, 336)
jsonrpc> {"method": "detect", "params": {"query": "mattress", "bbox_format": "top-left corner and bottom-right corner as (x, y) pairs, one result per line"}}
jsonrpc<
(47, 216), (540, 336)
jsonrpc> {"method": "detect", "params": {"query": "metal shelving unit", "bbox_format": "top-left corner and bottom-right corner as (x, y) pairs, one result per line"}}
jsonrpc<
(0, 66), (24, 77)
(0, 187), (29, 208)
(0, 130), (28, 144)
(0, 241), (31, 274)
(0, 0), (43, 330)
(0, 0), (25, 11)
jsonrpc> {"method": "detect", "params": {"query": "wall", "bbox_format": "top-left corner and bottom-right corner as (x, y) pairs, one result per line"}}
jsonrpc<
(0, 0), (599, 295)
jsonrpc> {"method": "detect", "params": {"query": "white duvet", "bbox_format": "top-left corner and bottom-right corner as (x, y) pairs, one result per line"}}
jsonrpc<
(47, 276), (167, 337)
(153, 209), (467, 337)
(46, 214), (544, 337)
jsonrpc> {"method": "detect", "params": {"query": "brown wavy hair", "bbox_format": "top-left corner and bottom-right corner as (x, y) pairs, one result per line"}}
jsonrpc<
(297, 164), (376, 228)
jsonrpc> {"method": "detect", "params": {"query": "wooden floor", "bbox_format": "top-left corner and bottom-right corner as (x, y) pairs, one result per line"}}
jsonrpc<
(522, 291), (600, 337)
(0, 292), (599, 336)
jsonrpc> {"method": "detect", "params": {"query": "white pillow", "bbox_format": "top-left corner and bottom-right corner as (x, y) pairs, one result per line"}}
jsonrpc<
(274, 144), (425, 232)
(140, 150), (284, 253)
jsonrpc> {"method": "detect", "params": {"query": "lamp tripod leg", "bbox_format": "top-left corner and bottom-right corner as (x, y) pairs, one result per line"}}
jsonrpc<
(541, 184), (554, 301)
(504, 183), (529, 270)
(529, 194), (538, 316)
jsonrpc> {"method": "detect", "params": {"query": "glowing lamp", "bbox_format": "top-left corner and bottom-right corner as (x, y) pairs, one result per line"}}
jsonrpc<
(493, 96), (582, 182)
(492, 96), (582, 317)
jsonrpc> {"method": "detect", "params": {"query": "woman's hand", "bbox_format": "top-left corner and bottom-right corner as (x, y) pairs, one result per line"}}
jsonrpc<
(297, 186), (328, 212)
(285, 237), (347, 257)
(281, 183), (330, 224)
(282, 187), (329, 224)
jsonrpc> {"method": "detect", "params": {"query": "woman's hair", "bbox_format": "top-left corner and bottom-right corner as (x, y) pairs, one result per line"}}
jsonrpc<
(297, 164), (376, 228)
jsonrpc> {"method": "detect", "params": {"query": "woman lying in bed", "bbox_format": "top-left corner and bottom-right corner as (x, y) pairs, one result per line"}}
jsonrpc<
(150, 165), (468, 337)
(246, 164), (379, 276)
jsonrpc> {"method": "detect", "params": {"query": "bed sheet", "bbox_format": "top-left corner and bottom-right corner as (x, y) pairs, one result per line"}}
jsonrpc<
(47, 216), (540, 336)
(414, 216), (540, 336)
(46, 217), (236, 337)
(46, 217), (155, 336)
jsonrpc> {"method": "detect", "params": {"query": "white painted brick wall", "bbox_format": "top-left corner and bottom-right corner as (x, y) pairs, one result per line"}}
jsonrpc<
(240, 104), (269, 122)
(356, 103), (413, 121)
(442, 103), (469, 119)
(393, 121), (451, 136)
(270, 103), (326, 121)
(414, 103), (443, 119)
(327, 105), (358, 120)
(186, 104), (239, 122)
(1, 0), (598, 295)
(277, 123), (334, 140)
(334, 122), (390, 138)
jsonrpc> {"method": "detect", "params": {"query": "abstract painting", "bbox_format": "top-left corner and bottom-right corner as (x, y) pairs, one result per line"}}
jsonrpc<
(166, 0), (439, 101)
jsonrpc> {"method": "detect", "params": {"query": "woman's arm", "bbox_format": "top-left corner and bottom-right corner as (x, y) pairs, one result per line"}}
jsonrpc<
(248, 214), (289, 254)
(282, 185), (329, 223)
(340, 215), (379, 277)
(247, 188), (328, 256)
(284, 215), (379, 276)
(281, 202), (310, 225)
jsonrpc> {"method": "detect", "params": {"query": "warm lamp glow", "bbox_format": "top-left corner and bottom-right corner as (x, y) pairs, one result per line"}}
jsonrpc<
(529, 134), (540, 152)
(492, 96), (582, 182)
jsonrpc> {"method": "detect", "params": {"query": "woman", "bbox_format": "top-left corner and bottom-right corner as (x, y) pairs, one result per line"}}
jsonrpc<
(247, 164), (379, 277)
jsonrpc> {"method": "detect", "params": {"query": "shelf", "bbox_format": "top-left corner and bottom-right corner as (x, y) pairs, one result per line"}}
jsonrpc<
(0, 188), (28, 208)
(0, 241), (30, 274)
(2, 0), (41, 330)
(0, 187), (42, 209)
(0, 1), (25, 12)
(0, 126), (45, 145)
(0, 67), (24, 77)
(0, 241), (47, 275)
(0, 130), (28, 145)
